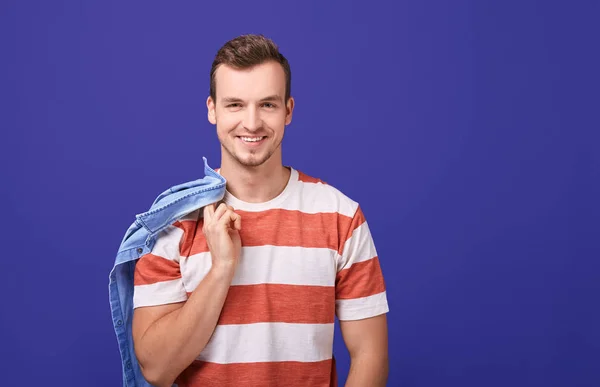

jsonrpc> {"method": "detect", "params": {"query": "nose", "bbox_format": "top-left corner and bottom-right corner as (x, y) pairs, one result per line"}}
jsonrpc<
(242, 106), (262, 132)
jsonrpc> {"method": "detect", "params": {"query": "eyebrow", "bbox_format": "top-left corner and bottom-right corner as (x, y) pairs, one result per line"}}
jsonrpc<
(259, 95), (283, 102)
(221, 95), (283, 104)
(221, 97), (244, 103)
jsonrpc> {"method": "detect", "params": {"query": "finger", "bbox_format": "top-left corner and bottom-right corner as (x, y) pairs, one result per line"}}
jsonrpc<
(223, 205), (240, 229)
(203, 203), (216, 221)
(213, 203), (229, 221)
(217, 209), (239, 229)
(232, 212), (242, 230)
(214, 199), (227, 209)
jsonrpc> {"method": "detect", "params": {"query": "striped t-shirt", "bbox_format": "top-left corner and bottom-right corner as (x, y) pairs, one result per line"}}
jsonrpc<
(133, 167), (389, 386)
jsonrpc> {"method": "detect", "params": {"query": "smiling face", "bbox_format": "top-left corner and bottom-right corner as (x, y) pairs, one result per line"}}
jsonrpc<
(207, 61), (294, 168)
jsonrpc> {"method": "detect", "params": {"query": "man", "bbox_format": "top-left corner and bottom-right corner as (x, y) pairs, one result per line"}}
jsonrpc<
(131, 34), (389, 387)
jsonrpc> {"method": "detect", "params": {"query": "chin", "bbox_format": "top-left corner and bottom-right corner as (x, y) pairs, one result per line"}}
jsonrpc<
(221, 139), (279, 168)
(236, 155), (270, 167)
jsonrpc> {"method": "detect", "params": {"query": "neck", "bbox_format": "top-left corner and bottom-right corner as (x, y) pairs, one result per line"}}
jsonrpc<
(219, 151), (290, 203)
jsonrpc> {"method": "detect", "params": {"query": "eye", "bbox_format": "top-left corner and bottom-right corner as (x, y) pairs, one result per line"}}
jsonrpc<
(262, 102), (276, 109)
(226, 103), (241, 108)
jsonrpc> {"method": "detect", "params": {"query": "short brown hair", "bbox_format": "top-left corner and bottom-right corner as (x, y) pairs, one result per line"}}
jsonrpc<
(210, 34), (292, 102)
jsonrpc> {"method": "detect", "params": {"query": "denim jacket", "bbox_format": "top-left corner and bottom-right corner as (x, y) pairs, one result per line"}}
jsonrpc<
(108, 157), (226, 386)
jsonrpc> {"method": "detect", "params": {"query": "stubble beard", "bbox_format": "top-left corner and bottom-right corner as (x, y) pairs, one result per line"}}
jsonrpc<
(220, 135), (282, 168)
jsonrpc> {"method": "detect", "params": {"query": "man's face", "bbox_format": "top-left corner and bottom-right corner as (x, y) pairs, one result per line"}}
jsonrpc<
(207, 61), (294, 168)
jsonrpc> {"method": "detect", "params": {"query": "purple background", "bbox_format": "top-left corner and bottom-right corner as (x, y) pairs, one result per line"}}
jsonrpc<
(1, 1), (598, 386)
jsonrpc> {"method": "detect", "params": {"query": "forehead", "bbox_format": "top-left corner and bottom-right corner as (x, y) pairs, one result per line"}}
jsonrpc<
(215, 61), (286, 100)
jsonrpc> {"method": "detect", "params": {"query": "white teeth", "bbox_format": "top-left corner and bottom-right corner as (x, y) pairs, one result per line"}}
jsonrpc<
(241, 137), (264, 142)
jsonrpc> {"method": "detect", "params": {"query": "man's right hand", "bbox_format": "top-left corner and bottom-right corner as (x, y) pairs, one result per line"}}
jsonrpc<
(202, 202), (242, 270)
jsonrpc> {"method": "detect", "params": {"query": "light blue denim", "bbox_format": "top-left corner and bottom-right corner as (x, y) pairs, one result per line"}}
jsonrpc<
(108, 157), (225, 386)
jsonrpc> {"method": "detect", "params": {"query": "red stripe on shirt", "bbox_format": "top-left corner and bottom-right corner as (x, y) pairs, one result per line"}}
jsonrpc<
(336, 257), (386, 299)
(185, 283), (335, 325)
(297, 170), (327, 184)
(187, 209), (354, 256)
(174, 219), (197, 257)
(134, 254), (181, 286)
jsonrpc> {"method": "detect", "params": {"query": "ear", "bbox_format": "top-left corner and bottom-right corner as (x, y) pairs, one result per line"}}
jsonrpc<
(285, 96), (295, 125)
(207, 96), (217, 125)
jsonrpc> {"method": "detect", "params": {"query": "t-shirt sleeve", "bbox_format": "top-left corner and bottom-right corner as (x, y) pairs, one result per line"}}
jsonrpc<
(335, 205), (389, 321)
(133, 222), (189, 308)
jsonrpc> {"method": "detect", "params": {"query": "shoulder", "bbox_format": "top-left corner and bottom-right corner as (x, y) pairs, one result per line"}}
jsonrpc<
(155, 208), (201, 242)
(293, 168), (359, 219)
(172, 208), (202, 239)
(178, 208), (202, 223)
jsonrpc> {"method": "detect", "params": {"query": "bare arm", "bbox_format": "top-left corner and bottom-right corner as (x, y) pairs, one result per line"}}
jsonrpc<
(340, 314), (389, 387)
(132, 264), (234, 386)
(132, 203), (241, 387)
